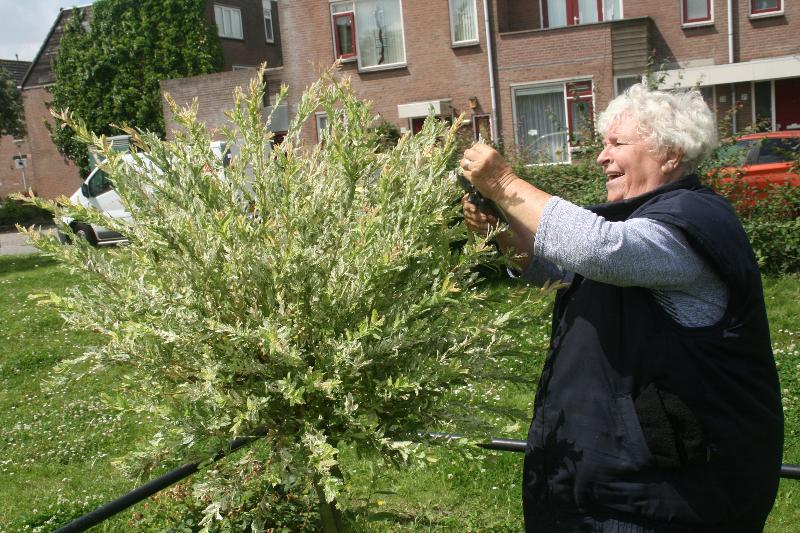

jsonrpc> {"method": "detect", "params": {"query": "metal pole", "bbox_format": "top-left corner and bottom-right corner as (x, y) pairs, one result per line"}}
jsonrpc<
(54, 429), (800, 532)
(53, 427), (267, 533)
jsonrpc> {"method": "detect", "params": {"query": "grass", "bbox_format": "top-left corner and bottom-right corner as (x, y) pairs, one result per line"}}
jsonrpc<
(0, 255), (798, 532)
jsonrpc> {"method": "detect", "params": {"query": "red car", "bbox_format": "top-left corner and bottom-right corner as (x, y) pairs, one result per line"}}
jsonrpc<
(712, 130), (800, 189)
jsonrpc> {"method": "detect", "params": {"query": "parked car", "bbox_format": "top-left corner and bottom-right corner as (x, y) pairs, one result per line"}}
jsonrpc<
(59, 141), (246, 246)
(711, 130), (800, 190)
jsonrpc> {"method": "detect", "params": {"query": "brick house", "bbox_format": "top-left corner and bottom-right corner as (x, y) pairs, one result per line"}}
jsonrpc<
(171, 1), (798, 164)
(0, 59), (32, 198)
(493, 0), (800, 164)
(16, 1), (281, 200)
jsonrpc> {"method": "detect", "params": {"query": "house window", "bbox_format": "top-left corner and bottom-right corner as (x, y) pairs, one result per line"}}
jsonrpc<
(214, 4), (243, 39)
(614, 75), (640, 96)
(513, 80), (593, 164)
(449, 0), (478, 46)
(331, 3), (357, 59)
(751, 0), (782, 16)
(316, 112), (329, 142)
(331, 0), (406, 70)
(682, 0), (711, 24)
(544, 0), (614, 28)
(263, 0), (274, 43)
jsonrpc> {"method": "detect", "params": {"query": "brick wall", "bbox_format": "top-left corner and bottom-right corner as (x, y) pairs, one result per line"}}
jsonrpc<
(0, 136), (30, 198)
(279, 0), (492, 143)
(160, 69), (262, 139)
(206, 0), (282, 69)
(21, 87), (83, 199)
(494, 23), (614, 143)
(625, 0), (800, 67)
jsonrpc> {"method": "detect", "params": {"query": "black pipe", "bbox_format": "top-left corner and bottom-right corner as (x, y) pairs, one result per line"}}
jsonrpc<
(54, 427), (267, 533)
(55, 429), (800, 532)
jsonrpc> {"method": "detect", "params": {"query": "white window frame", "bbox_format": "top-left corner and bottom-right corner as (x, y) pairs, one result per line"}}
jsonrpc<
(330, 2), (357, 61)
(263, 0), (275, 43)
(329, 0), (407, 73)
(214, 4), (244, 40)
(316, 112), (329, 142)
(681, 0), (714, 28)
(510, 77), (596, 165)
(749, 0), (783, 19)
(448, 0), (479, 47)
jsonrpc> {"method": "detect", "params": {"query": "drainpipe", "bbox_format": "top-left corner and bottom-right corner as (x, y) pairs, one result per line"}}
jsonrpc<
(482, 0), (499, 142)
(727, 0), (736, 132)
(727, 0), (734, 64)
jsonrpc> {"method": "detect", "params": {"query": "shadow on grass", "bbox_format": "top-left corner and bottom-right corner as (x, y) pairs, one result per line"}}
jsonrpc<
(0, 254), (59, 275)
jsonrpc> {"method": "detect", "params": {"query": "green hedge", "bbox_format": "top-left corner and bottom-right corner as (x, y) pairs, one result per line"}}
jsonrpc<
(0, 197), (53, 230)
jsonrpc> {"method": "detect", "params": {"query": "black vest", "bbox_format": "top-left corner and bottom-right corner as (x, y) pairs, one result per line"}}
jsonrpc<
(523, 176), (783, 532)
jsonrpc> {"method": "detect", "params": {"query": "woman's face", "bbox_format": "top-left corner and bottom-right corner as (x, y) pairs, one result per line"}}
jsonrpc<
(596, 116), (680, 202)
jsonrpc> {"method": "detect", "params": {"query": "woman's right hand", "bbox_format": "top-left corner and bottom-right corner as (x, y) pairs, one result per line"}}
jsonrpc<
(461, 194), (498, 238)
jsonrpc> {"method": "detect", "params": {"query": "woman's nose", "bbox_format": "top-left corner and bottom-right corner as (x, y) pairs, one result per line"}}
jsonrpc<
(596, 145), (610, 166)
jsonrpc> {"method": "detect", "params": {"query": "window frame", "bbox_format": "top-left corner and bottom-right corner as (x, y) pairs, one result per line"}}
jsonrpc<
(332, 11), (357, 59)
(263, 0), (275, 43)
(316, 112), (329, 143)
(511, 78), (595, 165)
(329, 0), (407, 72)
(214, 4), (244, 40)
(750, 0), (783, 18)
(448, 0), (479, 47)
(542, 0), (605, 28)
(681, 0), (713, 27)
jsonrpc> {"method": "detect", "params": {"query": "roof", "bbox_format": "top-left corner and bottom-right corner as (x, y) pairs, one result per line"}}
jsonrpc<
(0, 60), (32, 87)
(21, 5), (92, 89)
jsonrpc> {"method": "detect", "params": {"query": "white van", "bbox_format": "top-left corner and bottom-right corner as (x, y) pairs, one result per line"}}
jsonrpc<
(59, 143), (234, 246)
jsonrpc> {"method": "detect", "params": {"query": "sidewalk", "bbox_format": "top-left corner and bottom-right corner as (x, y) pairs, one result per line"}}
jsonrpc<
(0, 226), (54, 256)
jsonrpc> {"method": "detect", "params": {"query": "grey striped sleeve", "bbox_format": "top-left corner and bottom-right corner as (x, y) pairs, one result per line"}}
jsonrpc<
(532, 196), (729, 327)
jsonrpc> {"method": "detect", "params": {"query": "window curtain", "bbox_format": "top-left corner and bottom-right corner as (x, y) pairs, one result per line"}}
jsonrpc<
(605, 0), (622, 20)
(356, 0), (405, 67)
(547, 0), (567, 27)
(578, 0), (599, 23)
(515, 87), (568, 164)
(450, 0), (477, 43)
(686, 0), (709, 19)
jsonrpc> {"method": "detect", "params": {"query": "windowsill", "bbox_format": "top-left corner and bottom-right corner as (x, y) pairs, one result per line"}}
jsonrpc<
(358, 62), (407, 73)
(266, 39), (275, 44)
(749, 10), (784, 19)
(681, 20), (714, 28)
(451, 40), (479, 48)
(218, 35), (245, 41)
(497, 16), (650, 36)
(336, 56), (358, 63)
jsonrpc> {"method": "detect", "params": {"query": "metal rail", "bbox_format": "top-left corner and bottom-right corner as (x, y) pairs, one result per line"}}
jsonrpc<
(54, 429), (800, 532)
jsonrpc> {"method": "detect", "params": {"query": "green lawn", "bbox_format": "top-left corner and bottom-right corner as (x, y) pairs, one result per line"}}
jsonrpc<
(0, 255), (798, 531)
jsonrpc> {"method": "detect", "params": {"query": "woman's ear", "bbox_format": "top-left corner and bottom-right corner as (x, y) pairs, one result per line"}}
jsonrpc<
(662, 150), (684, 174)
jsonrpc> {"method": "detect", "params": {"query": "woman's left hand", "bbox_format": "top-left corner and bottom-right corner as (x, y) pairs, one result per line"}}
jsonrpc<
(461, 144), (516, 201)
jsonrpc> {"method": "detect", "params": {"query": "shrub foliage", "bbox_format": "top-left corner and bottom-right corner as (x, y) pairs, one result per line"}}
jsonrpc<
(24, 69), (541, 529)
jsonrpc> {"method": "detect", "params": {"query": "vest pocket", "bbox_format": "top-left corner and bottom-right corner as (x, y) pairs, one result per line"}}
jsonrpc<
(612, 394), (653, 467)
(633, 383), (708, 469)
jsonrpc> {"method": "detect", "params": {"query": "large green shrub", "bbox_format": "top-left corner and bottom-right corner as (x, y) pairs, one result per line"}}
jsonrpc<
(23, 69), (542, 530)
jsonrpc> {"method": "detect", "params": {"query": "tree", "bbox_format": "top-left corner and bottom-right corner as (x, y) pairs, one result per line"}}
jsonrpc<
(50, 0), (223, 175)
(25, 69), (543, 530)
(0, 67), (26, 140)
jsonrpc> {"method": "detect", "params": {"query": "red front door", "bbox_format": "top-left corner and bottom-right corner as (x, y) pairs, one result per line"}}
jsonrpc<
(775, 78), (800, 131)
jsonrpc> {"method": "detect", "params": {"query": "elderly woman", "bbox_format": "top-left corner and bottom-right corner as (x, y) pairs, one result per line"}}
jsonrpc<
(461, 84), (783, 532)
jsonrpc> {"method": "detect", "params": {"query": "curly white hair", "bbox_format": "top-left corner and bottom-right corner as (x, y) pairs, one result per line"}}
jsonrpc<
(597, 84), (718, 174)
